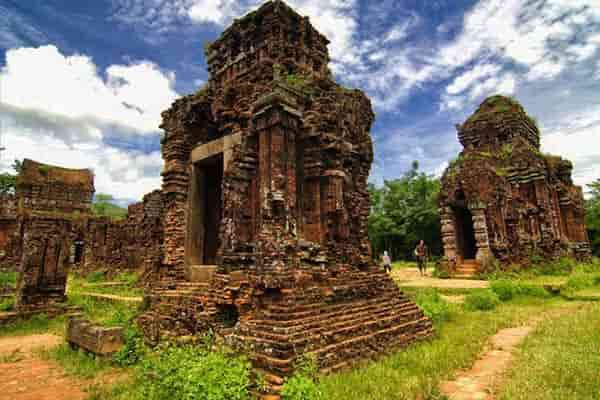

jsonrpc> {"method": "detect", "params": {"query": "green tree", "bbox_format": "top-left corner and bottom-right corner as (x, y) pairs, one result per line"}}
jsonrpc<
(368, 161), (442, 260)
(92, 193), (127, 219)
(586, 179), (600, 256)
(0, 160), (21, 195)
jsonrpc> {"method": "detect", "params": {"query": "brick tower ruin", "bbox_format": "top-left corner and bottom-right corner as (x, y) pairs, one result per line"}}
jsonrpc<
(439, 96), (591, 275)
(15, 159), (95, 310)
(139, 0), (432, 383)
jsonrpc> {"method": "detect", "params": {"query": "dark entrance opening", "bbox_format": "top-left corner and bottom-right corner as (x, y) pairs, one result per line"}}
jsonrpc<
(454, 206), (477, 260)
(73, 240), (85, 264)
(188, 154), (224, 267)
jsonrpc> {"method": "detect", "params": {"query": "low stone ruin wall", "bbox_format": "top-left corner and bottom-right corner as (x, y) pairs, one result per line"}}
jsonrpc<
(66, 314), (124, 355)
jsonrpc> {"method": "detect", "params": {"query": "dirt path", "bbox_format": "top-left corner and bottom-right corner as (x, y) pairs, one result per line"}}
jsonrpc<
(0, 334), (89, 400)
(392, 268), (489, 289)
(79, 292), (142, 303)
(439, 306), (578, 400)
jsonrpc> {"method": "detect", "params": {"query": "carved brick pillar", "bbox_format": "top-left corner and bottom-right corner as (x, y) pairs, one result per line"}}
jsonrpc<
(323, 170), (348, 241)
(252, 93), (302, 273)
(161, 130), (191, 280)
(471, 204), (492, 263)
(440, 206), (457, 263)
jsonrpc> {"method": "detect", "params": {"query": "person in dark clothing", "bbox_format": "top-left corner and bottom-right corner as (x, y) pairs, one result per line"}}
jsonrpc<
(414, 240), (428, 276)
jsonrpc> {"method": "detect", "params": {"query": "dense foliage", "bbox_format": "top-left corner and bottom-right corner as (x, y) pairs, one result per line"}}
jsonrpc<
(92, 193), (128, 219)
(0, 160), (21, 195)
(368, 161), (441, 261)
(586, 179), (600, 256)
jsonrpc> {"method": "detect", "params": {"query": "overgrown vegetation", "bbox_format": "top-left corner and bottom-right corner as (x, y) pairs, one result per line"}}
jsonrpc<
(464, 290), (500, 311)
(414, 288), (452, 323)
(39, 343), (113, 378)
(281, 355), (323, 400)
(500, 303), (600, 400)
(92, 193), (127, 220)
(368, 161), (441, 260)
(319, 297), (573, 400)
(0, 160), (21, 195)
(586, 179), (600, 256)
(0, 271), (17, 288)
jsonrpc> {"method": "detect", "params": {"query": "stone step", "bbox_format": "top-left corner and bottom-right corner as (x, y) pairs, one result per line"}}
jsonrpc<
(239, 302), (423, 345)
(248, 295), (407, 329)
(247, 316), (432, 375)
(232, 306), (425, 359)
(245, 298), (416, 336)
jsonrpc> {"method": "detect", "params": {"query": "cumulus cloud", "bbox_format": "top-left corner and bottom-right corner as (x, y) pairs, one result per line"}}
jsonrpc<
(0, 45), (176, 201)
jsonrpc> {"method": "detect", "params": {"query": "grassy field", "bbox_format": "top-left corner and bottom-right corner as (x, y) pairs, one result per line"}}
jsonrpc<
(500, 302), (600, 400)
(1, 260), (600, 400)
(319, 297), (576, 400)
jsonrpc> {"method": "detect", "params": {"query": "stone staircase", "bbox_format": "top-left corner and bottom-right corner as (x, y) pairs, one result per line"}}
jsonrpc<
(228, 272), (433, 390)
(454, 259), (480, 278)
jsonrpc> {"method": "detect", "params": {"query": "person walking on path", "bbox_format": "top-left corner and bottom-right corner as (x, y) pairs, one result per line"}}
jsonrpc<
(382, 251), (392, 274)
(414, 240), (428, 276)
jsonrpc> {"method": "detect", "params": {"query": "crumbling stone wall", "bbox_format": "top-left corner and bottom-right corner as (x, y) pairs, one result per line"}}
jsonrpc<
(0, 194), (20, 271)
(13, 160), (95, 310)
(439, 96), (591, 270)
(82, 190), (165, 276)
(139, 0), (432, 386)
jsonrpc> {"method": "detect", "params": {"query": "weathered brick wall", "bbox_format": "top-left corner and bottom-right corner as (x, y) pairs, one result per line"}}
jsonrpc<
(82, 190), (165, 277)
(440, 96), (591, 268)
(0, 194), (20, 271)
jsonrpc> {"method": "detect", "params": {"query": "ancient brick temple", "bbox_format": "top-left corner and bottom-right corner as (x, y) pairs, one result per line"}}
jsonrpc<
(14, 159), (95, 310)
(138, 0), (432, 384)
(439, 96), (591, 275)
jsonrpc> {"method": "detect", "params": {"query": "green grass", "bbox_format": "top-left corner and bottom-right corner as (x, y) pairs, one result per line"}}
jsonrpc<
(67, 272), (143, 299)
(66, 293), (139, 327)
(319, 297), (573, 400)
(0, 271), (17, 288)
(0, 313), (67, 337)
(392, 261), (417, 270)
(500, 303), (600, 400)
(39, 343), (114, 379)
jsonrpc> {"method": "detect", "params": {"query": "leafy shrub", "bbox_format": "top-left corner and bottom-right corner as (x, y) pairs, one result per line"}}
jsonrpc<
(281, 355), (323, 400)
(490, 280), (517, 301)
(490, 280), (551, 301)
(464, 290), (500, 311)
(86, 270), (106, 283)
(0, 297), (15, 311)
(563, 272), (600, 292)
(113, 326), (147, 367)
(536, 258), (576, 276)
(0, 271), (17, 288)
(135, 345), (252, 400)
(415, 289), (452, 323)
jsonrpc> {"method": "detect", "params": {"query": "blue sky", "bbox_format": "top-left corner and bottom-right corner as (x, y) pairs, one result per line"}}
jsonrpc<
(0, 0), (599, 204)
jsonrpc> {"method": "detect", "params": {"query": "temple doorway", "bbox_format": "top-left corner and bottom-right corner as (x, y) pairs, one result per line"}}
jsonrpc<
(454, 206), (477, 261)
(187, 154), (224, 269)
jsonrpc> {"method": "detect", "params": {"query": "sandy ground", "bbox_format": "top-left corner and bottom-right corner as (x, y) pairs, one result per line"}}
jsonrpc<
(0, 334), (90, 400)
(392, 267), (490, 289)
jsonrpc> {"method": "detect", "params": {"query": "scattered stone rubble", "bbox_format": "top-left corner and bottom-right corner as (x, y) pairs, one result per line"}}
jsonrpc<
(138, 0), (432, 389)
(439, 96), (591, 275)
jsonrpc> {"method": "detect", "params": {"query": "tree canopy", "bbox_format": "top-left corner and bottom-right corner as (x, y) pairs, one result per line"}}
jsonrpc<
(586, 179), (600, 256)
(368, 161), (441, 261)
(92, 193), (127, 220)
(0, 160), (21, 195)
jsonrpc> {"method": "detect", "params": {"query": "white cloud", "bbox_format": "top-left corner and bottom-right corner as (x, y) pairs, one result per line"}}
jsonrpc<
(541, 106), (600, 188)
(446, 64), (502, 95)
(0, 45), (175, 201)
(1, 45), (178, 135)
